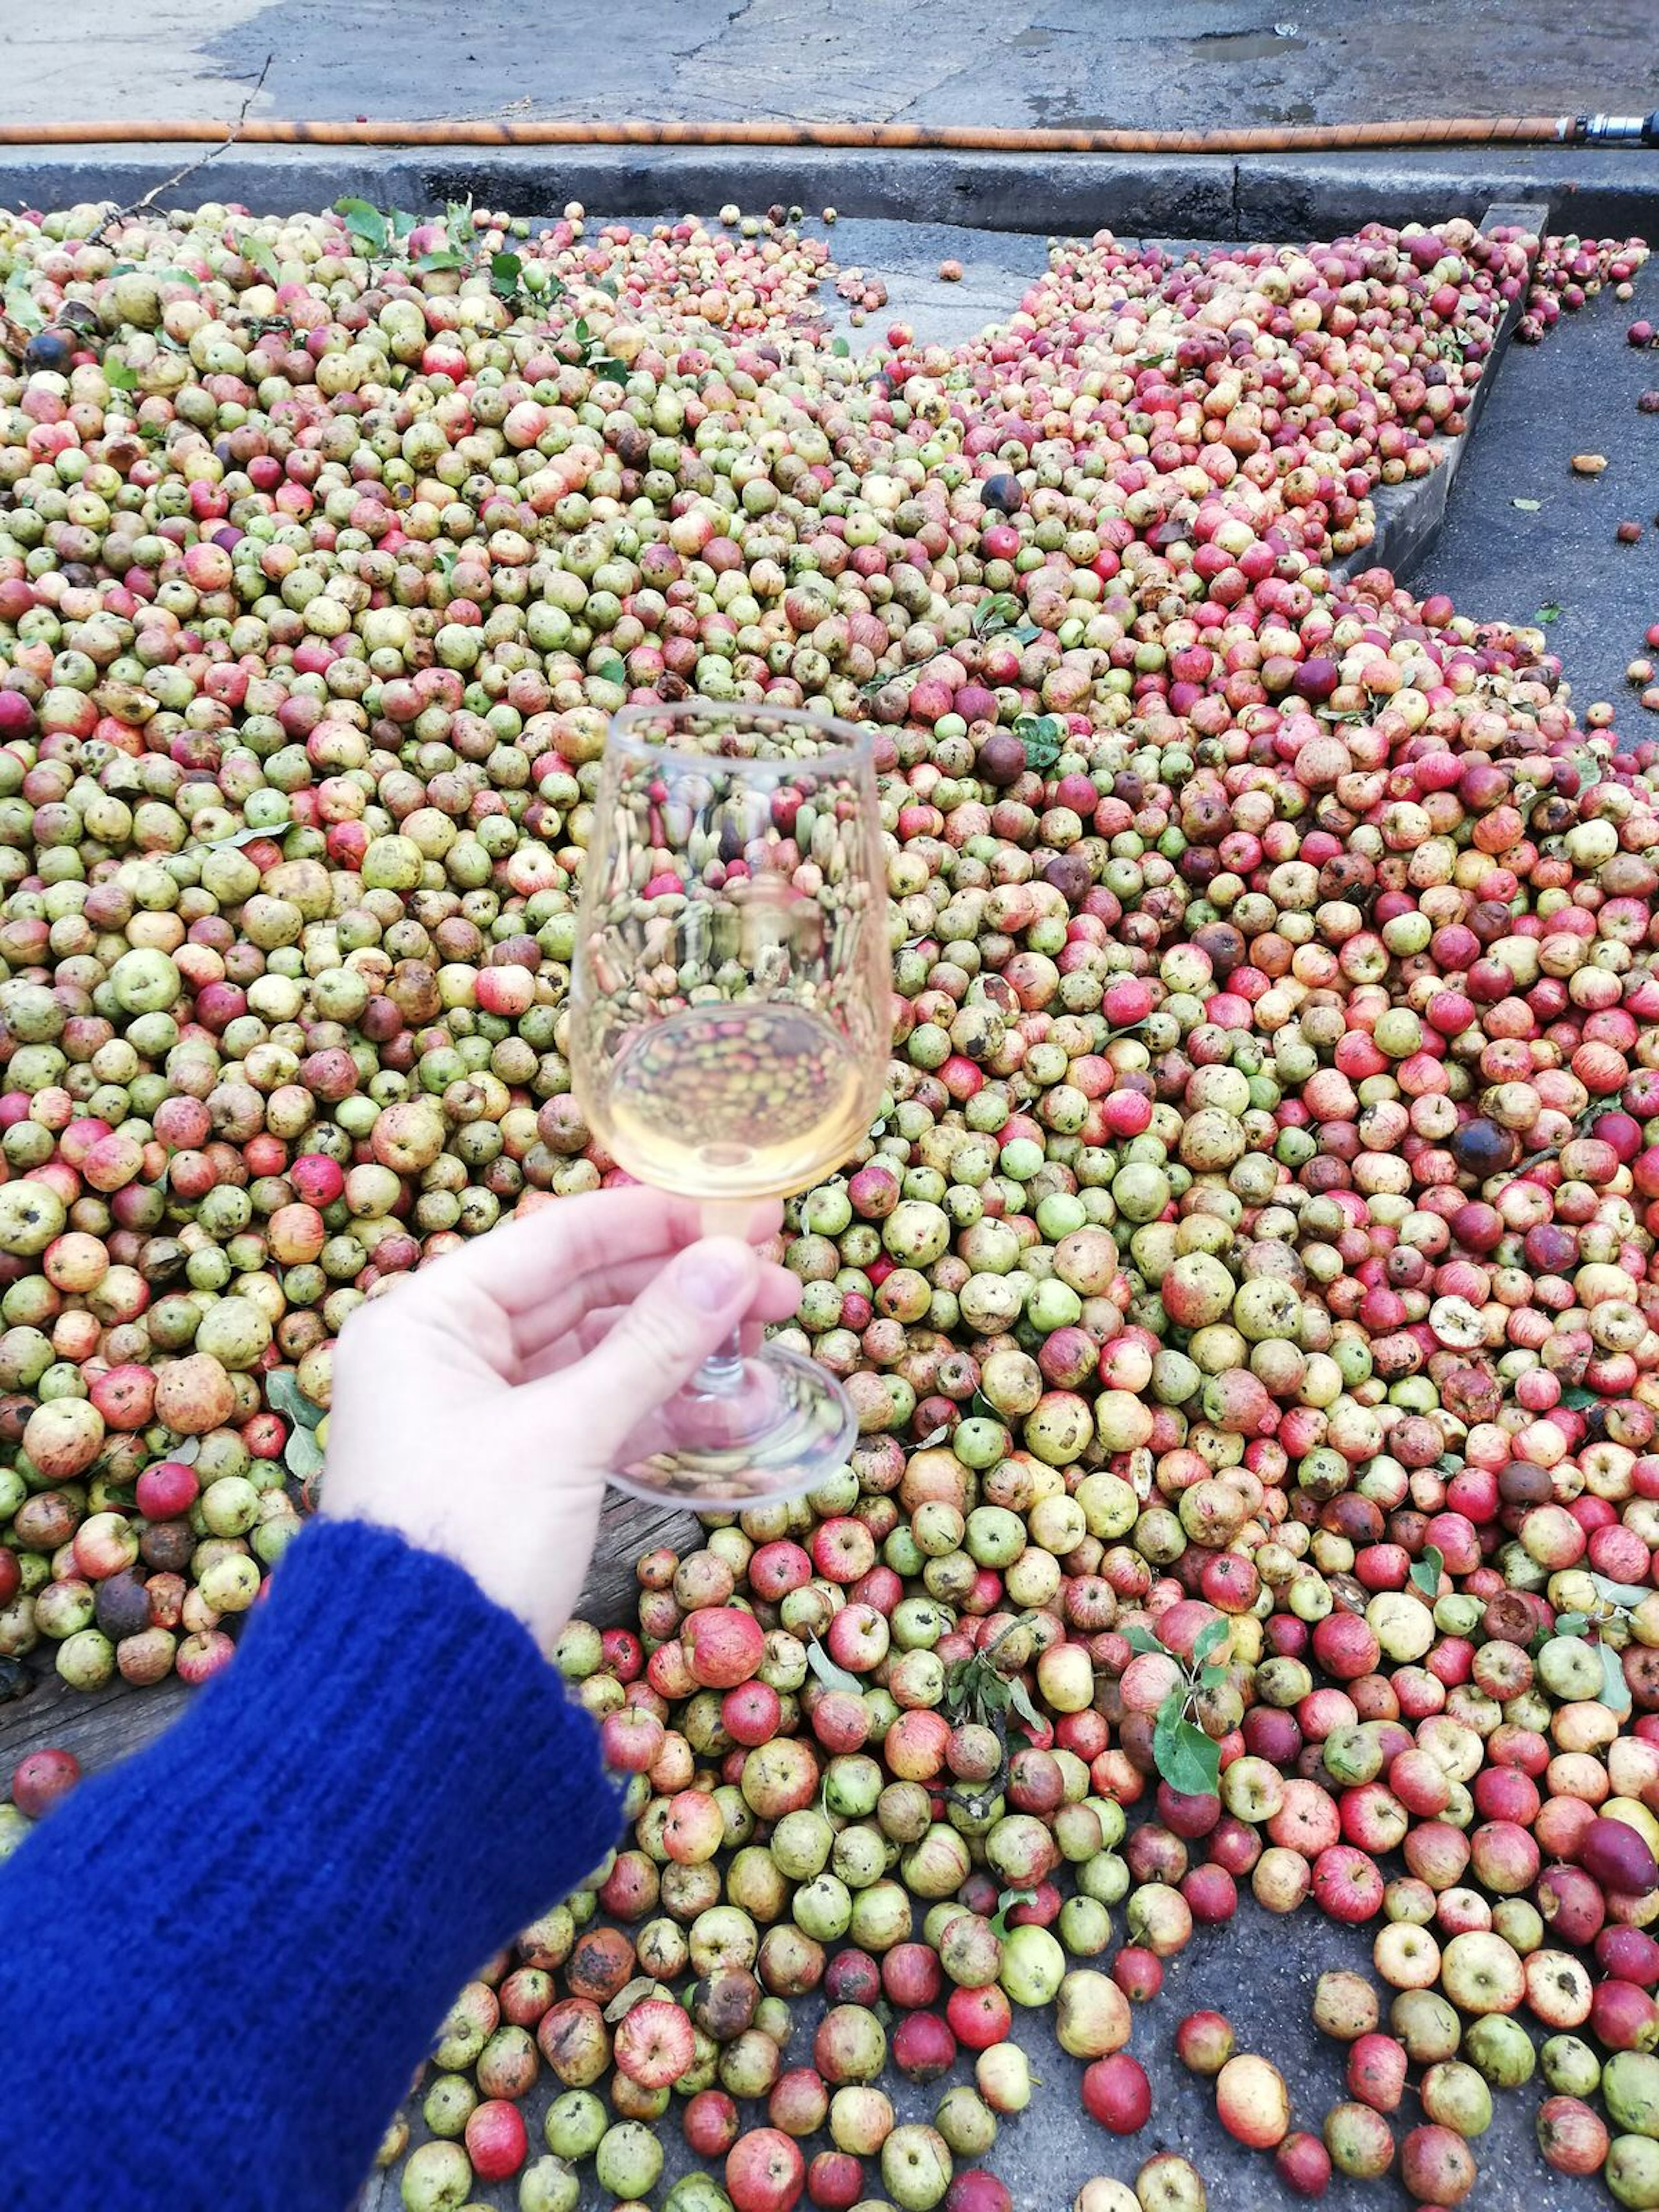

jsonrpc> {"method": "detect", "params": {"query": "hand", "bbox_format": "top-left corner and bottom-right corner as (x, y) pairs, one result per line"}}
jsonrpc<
(321, 1189), (801, 1654)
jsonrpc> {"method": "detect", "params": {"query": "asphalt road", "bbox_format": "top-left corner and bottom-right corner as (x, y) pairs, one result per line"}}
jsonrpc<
(4, 0), (1658, 130)
(1417, 287), (1659, 737)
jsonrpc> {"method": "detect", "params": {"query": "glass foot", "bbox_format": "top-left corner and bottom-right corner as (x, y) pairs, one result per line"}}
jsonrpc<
(609, 1346), (855, 1508)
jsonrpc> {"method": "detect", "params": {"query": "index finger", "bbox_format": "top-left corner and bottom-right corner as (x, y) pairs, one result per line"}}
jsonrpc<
(399, 1186), (783, 1317)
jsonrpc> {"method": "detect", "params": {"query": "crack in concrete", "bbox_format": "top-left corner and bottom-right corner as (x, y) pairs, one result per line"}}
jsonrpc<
(673, 2), (756, 73)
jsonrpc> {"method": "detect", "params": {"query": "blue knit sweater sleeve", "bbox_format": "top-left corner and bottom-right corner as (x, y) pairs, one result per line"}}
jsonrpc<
(0, 1516), (628, 2211)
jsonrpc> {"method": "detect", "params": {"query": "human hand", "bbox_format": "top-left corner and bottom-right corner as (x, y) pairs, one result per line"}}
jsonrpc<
(321, 1189), (800, 1654)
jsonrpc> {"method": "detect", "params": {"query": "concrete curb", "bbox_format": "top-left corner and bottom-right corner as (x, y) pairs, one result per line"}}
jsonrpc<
(2, 143), (1658, 240)
(1332, 200), (1548, 587)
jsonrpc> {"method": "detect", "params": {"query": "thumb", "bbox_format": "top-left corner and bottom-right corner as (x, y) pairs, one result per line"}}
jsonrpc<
(561, 1236), (761, 1454)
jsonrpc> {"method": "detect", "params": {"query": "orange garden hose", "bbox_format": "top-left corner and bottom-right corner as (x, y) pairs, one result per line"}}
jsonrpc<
(0, 114), (1655, 155)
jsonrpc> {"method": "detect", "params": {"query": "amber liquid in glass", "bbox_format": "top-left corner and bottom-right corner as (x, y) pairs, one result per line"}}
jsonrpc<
(596, 1002), (869, 1205)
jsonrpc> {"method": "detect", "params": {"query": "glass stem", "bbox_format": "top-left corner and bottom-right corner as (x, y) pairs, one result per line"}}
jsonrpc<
(695, 1198), (751, 1394)
(696, 1327), (745, 1395)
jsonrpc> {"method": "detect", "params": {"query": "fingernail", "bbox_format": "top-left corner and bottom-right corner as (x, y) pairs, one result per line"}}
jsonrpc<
(679, 1239), (751, 1310)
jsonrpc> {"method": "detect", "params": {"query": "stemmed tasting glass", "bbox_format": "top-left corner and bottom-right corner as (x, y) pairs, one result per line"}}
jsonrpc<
(571, 699), (890, 1503)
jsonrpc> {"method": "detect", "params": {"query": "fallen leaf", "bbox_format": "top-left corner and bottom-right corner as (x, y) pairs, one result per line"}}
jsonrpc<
(805, 1640), (863, 1694)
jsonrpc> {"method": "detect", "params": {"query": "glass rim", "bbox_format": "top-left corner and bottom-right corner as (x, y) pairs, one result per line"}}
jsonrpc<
(608, 699), (873, 780)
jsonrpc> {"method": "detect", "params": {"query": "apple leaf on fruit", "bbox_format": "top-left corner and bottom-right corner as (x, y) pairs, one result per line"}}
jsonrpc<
(605, 1976), (666, 2021)
(265, 1367), (325, 1430)
(1119, 1624), (1165, 1656)
(1153, 1707), (1220, 1799)
(1552, 1611), (1589, 1637)
(990, 1888), (1035, 1938)
(1602, 1643), (1634, 1716)
(1192, 1619), (1229, 1663)
(1562, 1386), (1601, 1408)
(284, 1425), (325, 1481)
(973, 593), (1024, 636)
(1409, 1544), (1445, 1597)
(1015, 715), (1065, 771)
(1592, 1572), (1652, 1610)
(805, 1640), (863, 1695)
(199, 806), (291, 852)
(1005, 1676), (1043, 1737)
(334, 199), (388, 255)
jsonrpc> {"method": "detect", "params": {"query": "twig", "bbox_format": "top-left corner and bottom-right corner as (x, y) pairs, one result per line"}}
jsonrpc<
(90, 54), (273, 247)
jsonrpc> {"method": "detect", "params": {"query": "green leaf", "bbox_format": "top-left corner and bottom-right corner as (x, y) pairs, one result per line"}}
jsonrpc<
(245, 239), (280, 282)
(989, 1888), (1035, 1939)
(1005, 1677), (1043, 1736)
(1562, 1386), (1600, 1409)
(265, 1367), (324, 1430)
(1119, 1624), (1164, 1657)
(589, 357), (629, 385)
(1192, 1619), (1229, 1664)
(490, 251), (522, 298)
(572, 318), (591, 344)
(1602, 1643), (1634, 1717)
(284, 1425), (325, 1481)
(3, 274), (43, 334)
(414, 250), (467, 273)
(334, 199), (388, 254)
(103, 358), (137, 391)
(805, 1640), (863, 1695)
(604, 1975), (664, 2022)
(1015, 714), (1065, 772)
(1198, 1664), (1228, 1690)
(1535, 603), (1562, 623)
(1410, 1545), (1445, 1597)
(976, 1673), (1011, 1715)
(1511, 497), (1541, 512)
(1553, 1612), (1590, 1637)
(1592, 1573), (1653, 1611)
(445, 200), (474, 242)
(198, 816), (288, 852)
(1153, 1712), (1221, 1799)
(832, 336), (851, 358)
(391, 209), (420, 241)
(974, 593), (1024, 638)
(592, 656), (627, 687)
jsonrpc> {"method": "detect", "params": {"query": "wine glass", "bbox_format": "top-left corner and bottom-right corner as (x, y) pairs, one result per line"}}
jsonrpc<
(571, 699), (891, 1504)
